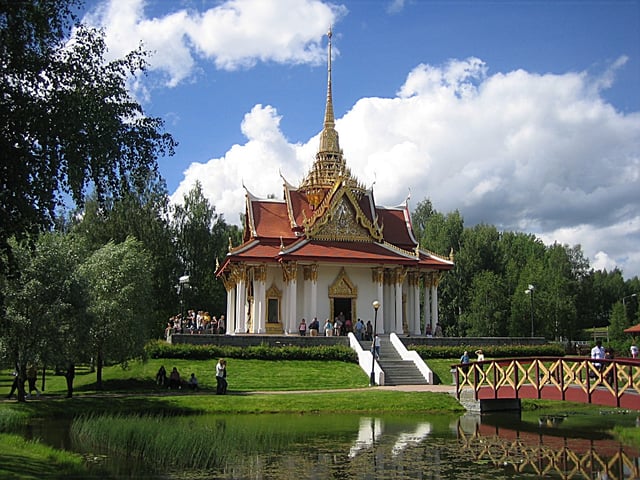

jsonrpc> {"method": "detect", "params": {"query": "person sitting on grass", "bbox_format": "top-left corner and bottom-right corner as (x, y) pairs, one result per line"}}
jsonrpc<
(155, 365), (167, 386)
(188, 373), (199, 391)
(168, 367), (182, 389)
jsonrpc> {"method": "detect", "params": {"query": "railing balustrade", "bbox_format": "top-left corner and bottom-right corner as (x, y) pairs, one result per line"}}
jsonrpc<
(453, 357), (640, 409)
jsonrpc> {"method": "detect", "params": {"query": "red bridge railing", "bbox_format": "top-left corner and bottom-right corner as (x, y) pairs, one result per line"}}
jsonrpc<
(453, 357), (640, 410)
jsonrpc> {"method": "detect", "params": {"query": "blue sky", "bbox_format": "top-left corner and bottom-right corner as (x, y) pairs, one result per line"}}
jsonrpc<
(80, 0), (640, 278)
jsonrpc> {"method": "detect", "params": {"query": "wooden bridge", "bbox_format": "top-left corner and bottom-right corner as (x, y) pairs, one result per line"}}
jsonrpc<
(453, 357), (640, 410)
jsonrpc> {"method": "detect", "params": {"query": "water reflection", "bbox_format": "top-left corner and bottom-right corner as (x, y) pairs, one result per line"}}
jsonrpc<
(34, 411), (640, 479)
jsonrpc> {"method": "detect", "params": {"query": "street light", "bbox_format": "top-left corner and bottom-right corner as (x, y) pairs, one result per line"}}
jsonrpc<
(178, 275), (190, 322)
(370, 300), (380, 386)
(525, 284), (535, 337)
(622, 293), (638, 306)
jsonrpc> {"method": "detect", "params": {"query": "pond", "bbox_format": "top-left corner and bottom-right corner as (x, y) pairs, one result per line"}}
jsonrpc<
(25, 410), (640, 479)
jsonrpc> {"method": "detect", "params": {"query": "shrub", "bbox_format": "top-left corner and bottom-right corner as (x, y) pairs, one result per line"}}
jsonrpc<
(144, 340), (357, 363)
(407, 343), (565, 360)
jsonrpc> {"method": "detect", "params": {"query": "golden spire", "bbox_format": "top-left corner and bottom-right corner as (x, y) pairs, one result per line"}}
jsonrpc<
(319, 27), (339, 154)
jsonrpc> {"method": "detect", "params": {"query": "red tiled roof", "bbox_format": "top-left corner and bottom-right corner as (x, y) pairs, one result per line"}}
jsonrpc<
(378, 207), (415, 248)
(251, 199), (293, 238)
(279, 240), (451, 269)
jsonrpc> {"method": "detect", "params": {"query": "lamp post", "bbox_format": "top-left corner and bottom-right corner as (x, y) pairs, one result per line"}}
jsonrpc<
(178, 275), (190, 322)
(622, 293), (638, 306)
(370, 300), (380, 386)
(623, 293), (638, 323)
(525, 284), (535, 337)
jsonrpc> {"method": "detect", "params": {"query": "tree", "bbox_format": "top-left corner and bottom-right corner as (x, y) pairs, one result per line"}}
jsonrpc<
(459, 271), (508, 336)
(78, 237), (153, 388)
(0, 1), (175, 275)
(609, 301), (629, 342)
(70, 175), (180, 335)
(0, 233), (86, 402)
(172, 181), (233, 316)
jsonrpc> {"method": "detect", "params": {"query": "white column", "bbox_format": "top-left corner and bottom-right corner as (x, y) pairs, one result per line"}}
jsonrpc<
(395, 281), (403, 335)
(424, 280), (431, 335)
(310, 278), (318, 321)
(235, 278), (246, 333)
(372, 268), (385, 334)
(377, 282), (385, 333)
(253, 266), (266, 334)
(226, 286), (236, 335)
(288, 279), (297, 333)
(282, 262), (298, 334)
(431, 284), (439, 329)
(412, 277), (421, 336)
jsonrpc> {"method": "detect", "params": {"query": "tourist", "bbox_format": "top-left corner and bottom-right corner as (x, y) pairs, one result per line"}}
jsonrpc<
(6, 370), (18, 399)
(169, 367), (182, 389)
(309, 317), (319, 336)
(344, 317), (352, 335)
(218, 315), (226, 334)
(155, 365), (167, 386)
(298, 318), (307, 336)
(434, 323), (443, 337)
(26, 364), (40, 399)
(373, 334), (381, 360)
(188, 373), (199, 391)
(324, 318), (333, 336)
(354, 318), (364, 340)
(590, 339), (605, 373)
(425, 324), (432, 337)
(365, 321), (373, 341)
(631, 344), (638, 359)
(334, 316), (342, 336)
(474, 349), (485, 363)
(460, 351), (470, 374)
(65, 362), (75, 398)
(216, 359), (227, 395)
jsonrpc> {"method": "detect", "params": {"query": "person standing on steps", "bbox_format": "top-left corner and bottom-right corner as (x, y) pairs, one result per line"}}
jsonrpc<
(372, 334), (381, 360)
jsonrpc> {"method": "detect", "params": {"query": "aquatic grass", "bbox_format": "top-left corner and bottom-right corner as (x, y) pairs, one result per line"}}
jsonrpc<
(0, 433), (87, 479)
(71, 413), (352, 471)
(0, 407), (31, 432)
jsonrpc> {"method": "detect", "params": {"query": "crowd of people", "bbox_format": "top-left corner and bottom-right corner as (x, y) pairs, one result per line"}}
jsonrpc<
(298, 313), (378, 341)
(166, 310), (226, 339)
(155, 358), (228, 395)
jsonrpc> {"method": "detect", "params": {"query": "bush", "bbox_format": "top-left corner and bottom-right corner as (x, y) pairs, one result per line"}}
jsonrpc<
(144, 340), (357, 363)
(407, 343), (565, 360)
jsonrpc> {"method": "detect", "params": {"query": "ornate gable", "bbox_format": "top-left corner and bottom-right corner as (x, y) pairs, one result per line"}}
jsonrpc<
(328, 267), (357, 297)
(305, 186), (383, 242)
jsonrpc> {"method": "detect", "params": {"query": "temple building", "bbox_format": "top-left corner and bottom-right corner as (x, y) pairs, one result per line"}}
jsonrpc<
(216, 31), (453, 335)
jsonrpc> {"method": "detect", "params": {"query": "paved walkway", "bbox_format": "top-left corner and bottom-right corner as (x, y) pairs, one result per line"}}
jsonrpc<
(245, 384), (457, 395)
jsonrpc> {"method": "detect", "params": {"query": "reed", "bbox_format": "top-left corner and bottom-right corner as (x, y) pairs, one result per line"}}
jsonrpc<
(71, 413), (355, 471)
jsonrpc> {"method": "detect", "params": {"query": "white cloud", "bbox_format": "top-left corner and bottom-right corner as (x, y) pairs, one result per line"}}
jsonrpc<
(171, 57), (640, 278)
(83, 0), (346, 86)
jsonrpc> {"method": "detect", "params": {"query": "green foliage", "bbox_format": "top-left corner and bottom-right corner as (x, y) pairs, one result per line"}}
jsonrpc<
(171, 181), (238, 316)
(144, 340), (357, 363)
(79, 237), (154, 386)
(408, 343), (565, 359)
(0, 0), (175, 275)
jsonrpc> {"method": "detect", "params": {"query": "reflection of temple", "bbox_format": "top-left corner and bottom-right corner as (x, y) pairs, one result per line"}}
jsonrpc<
(216, 30), (453, 335)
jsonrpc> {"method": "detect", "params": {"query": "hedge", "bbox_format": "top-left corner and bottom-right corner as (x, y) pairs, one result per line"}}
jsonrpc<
(144, 340), (357, 363)
(407, 343), (566, 360)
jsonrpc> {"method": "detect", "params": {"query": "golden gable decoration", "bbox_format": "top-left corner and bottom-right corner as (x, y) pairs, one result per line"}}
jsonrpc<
(329, 267), (357, 298)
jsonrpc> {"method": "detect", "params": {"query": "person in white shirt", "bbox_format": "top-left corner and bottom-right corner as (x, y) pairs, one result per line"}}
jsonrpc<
(630, 344), (639, 359)
(590, 340), (605, 371)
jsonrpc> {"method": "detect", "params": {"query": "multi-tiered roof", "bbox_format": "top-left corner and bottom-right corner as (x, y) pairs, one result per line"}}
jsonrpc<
(217, 30), (453, 274)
